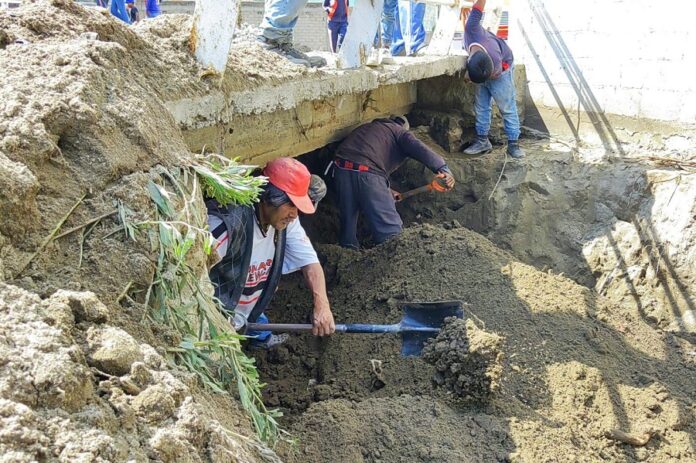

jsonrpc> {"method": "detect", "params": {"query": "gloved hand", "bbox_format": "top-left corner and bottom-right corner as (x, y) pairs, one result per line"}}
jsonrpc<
(437, 166), (456, 191)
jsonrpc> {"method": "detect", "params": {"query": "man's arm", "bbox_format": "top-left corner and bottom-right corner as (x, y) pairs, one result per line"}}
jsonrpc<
(302, 263), (336, 336)
(474, 0), (486, 11)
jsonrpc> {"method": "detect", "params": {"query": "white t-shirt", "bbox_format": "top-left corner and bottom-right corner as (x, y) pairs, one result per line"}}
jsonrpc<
(208, 214), (319, 318)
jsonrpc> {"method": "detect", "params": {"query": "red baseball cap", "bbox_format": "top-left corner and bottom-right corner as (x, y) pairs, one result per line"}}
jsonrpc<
(263, 157), (315, 214)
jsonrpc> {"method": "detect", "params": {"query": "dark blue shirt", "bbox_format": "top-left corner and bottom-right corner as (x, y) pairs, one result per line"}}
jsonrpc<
(323, 0), (348, 23)
(464, 7), (513, 78)
(336, 119), (447, 177)
(146, 0), (161, 17)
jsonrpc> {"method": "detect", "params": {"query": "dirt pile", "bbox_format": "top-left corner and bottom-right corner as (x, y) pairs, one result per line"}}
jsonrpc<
(0, 2), (285, 461)
(422, 317), (504, 400)
(258, 224), (695, 462)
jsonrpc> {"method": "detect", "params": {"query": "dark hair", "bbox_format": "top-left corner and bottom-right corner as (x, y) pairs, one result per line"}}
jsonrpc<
(261, 182), (290, 207)
(466, 51), (493, 83)
(389, 115), (410, 130)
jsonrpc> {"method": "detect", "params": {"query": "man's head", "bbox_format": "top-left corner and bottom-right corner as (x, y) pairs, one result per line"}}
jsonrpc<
(466, 50), (493, 83)
(390, 114), (410, 130)
(260, 158), (325, 230)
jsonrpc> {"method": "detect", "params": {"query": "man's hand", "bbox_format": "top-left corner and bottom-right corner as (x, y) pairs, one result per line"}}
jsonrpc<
(440, 172), (456, 190)
(312, 301), (336, 336)
(302, 262), (336, 336)
(391, 189), (403, 202)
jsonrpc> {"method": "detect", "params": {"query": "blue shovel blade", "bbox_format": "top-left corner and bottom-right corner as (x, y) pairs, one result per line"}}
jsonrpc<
(398, 300), (464, 357)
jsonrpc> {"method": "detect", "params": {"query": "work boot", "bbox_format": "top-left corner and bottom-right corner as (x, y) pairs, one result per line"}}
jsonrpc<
(257, 36), (326, 68)
(507, 140), (525, 159)
(463, 135), (493, 155)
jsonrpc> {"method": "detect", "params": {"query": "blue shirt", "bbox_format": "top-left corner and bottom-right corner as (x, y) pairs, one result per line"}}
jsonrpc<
(464, 7), (513, 78)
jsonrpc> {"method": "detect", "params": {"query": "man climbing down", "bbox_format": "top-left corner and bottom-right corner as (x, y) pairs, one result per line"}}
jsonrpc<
(207, 158), (336, 348)
(462, 0), (524, 159)
(258, 0), (327, 67)
(323, 0), (349, 53)
(333, 116), (455, 249)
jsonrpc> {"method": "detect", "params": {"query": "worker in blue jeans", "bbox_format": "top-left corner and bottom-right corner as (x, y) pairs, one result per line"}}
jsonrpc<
(110, 0), (131, 24)
(258, 0), (327, 67)
(391, 0), (426, 56)
(462, 0), (523, 158)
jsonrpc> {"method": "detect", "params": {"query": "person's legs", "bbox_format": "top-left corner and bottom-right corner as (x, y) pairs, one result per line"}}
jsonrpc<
(334, 168), (361, 250)
(336, 21), (348, 51)
(358, 173), (402, 244)
(328, 21), (340, 53)
(489, 69), (521, 142)
(474, 82), (493, 137)
(110, 0), (131, 24)
(259, 0), (308, 44)
(381, 0), (399, 48)
(463, 82), (494, 154)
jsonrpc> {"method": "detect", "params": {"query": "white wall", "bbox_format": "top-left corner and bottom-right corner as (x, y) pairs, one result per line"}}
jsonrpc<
(509, 0), (696, 124)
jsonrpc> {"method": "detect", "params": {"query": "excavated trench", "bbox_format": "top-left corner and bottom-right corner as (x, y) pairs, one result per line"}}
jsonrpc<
(253, 119), (696, 462)
(1, 3), (695, 462)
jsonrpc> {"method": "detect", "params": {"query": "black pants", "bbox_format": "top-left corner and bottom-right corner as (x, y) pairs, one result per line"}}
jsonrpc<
(334, 167), (402, 249)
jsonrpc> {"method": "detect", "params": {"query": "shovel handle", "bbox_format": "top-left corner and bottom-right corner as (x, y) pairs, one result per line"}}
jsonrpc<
(246, 323), (439, 334)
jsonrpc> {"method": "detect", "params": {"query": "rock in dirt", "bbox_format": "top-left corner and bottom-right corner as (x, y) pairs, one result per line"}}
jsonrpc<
(422, 317), (504, 400)
(86, 326), (143, 376)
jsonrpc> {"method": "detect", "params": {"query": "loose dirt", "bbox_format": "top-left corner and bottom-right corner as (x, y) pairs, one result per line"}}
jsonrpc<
(257, 224), (695, 462)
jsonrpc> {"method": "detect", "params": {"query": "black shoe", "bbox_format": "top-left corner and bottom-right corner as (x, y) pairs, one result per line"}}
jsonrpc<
(507, 140), (525, 159)
(463, 135), (493, 155)
(257, 36), (326, 68)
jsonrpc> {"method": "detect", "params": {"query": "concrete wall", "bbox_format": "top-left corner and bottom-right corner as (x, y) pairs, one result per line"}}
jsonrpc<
(509, 0), (696, 124)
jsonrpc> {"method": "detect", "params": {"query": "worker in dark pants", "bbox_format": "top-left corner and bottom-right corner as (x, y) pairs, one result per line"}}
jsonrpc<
(333, 116), (455, 249)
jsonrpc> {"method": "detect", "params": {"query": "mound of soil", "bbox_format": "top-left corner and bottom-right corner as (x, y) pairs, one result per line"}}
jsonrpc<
(422, 317), (504, 401)
(258, 223), (695, 462)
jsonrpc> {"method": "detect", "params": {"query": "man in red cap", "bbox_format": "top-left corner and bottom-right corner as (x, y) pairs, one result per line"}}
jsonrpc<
(207, 157), (335, 348)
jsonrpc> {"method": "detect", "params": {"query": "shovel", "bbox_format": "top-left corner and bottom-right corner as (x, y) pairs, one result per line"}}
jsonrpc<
(245, 300), (464, 356)
(394, 174), (450, 202)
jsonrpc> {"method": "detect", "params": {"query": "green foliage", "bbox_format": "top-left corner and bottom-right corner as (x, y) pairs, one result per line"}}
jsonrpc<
(123, 156), (284, 446)
(192, 153), (267, 207)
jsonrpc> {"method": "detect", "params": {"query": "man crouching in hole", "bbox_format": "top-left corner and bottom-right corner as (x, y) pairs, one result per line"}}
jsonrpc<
(207, 157), (336, 349)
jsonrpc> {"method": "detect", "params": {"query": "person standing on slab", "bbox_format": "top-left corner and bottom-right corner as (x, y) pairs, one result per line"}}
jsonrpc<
(257, 0), (327, 67)
(462, 0), (524, 159)
(324, 0), (349, 53)
(333, 116), (455, 250)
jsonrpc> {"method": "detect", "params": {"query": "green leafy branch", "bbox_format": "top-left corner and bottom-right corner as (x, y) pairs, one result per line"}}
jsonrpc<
(123, 156), (283, 445)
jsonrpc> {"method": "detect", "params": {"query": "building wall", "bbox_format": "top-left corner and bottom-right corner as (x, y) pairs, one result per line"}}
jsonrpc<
(509, 0), (696, 124)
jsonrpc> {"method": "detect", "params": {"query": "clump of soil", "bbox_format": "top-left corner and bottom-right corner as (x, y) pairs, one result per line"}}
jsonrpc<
(422, 317), (504, 400)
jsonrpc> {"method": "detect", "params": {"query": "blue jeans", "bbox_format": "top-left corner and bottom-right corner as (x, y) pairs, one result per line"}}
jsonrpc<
(474, 68), (520, 141)
(260, 0), (309, 44)
(110, 0), (131, 24)
(328, 20), (348, 53)
(391, 1), (426, 56)
(380, 0), (398, 47)
(334, 166), (402, 249)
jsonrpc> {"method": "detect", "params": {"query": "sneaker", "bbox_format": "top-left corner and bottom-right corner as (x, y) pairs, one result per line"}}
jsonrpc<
(463, 135), (493, 155)
(507, 140), (525, 159)
(249, 333), (290, 350)
(380, 47), (395, 64)
(257, 36), (326, 68)
(366, 48), (381, 66)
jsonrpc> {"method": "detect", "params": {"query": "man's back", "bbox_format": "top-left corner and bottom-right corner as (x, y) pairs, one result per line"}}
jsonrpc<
(336, 119), (445, 176)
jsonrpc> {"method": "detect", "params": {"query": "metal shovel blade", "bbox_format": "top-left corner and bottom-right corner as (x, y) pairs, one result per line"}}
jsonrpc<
(398, 300), (464, 356)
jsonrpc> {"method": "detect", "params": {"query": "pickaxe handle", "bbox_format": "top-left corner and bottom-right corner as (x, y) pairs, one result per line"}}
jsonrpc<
(246, 323), (438, 334)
